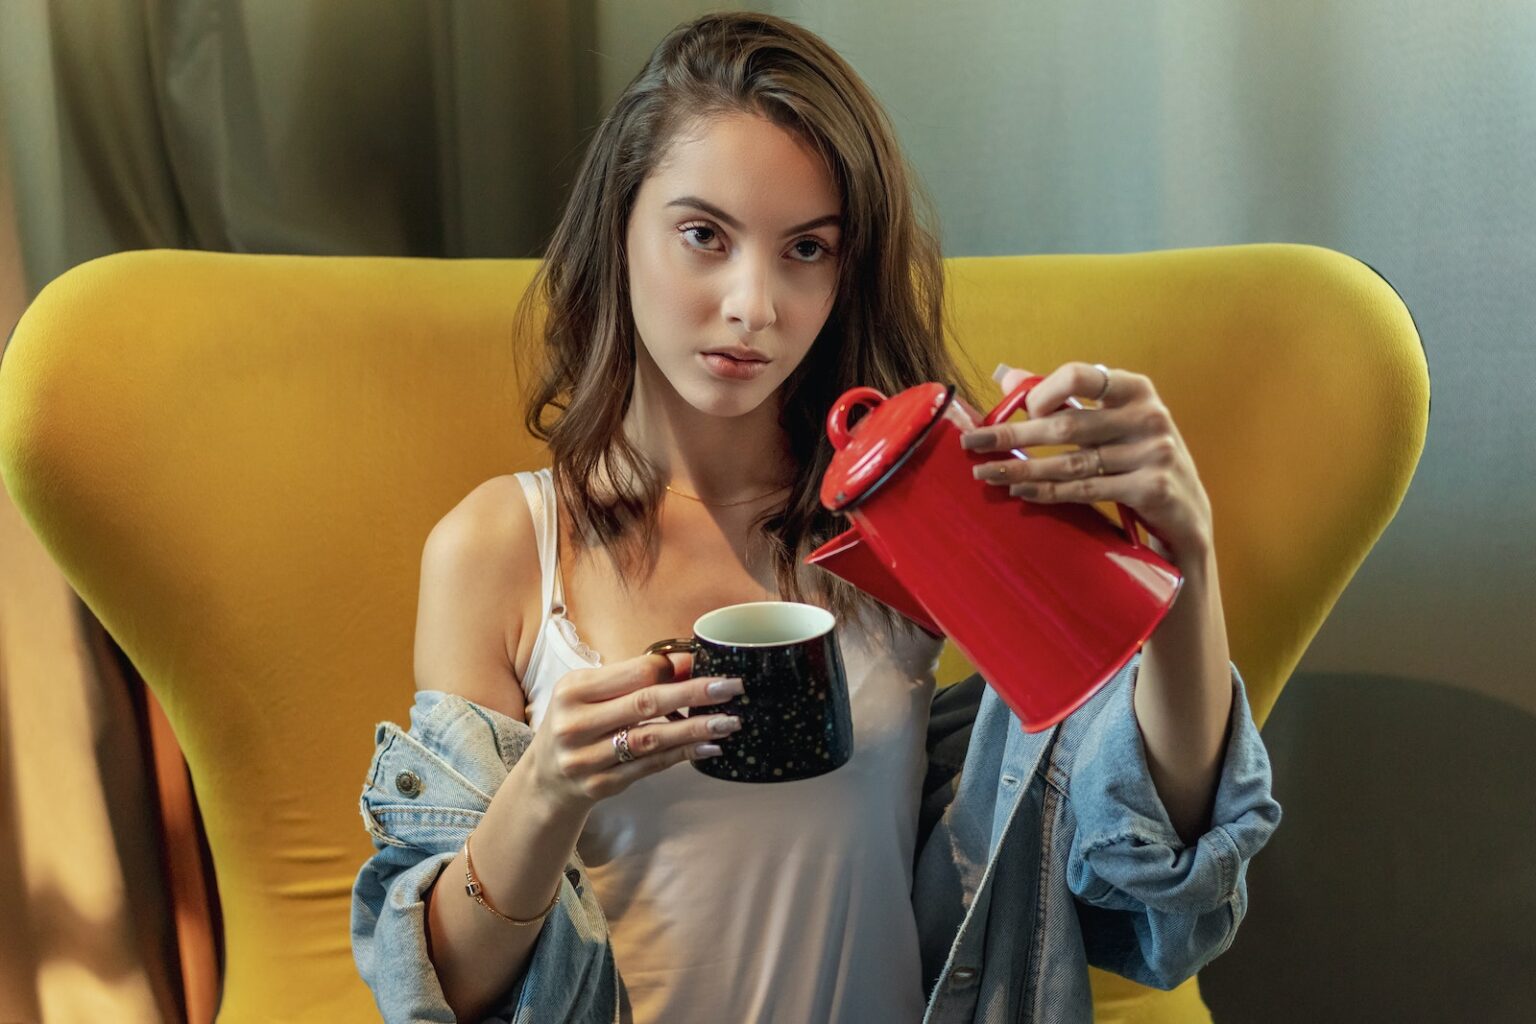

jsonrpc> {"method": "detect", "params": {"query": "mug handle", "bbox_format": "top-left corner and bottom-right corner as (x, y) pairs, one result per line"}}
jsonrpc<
(645, 638), (697, 721)
(982, 374), (1147, 550)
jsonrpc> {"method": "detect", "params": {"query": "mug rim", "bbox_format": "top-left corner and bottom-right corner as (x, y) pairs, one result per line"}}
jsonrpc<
(693, 600), (835, 648)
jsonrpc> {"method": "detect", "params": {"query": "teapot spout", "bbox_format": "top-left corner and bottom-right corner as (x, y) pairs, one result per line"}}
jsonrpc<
(806, 527), (944, 637)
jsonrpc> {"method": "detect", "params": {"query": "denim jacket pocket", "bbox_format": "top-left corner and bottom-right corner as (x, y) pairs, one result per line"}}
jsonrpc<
(362, 801), (486, 854)
(359, 720), (498, 854)
(358, 794), (413, 849)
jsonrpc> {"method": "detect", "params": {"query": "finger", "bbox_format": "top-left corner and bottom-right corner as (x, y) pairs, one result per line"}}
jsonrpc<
(567, 652), (679, 702)
(569, 674), (745, 741)
(962, 404), (1138, 454)
(1024, 362), (1145, 418)
(1007, 465), (1163, 506)
(666, 650), (694, 680)
(993, 363), (1038, 392)
(567, 713), (742, 774)
(585, 736), (720, 799)
(975, 437), (1159, 486)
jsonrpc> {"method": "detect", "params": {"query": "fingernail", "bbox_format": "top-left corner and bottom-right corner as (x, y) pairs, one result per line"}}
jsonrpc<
(694, 743), (723, 759)
(707, 678), (745, 700)
(961, 430), (995, 450)
(709, 715), (741, 736)
(992, 362), (1012, 384)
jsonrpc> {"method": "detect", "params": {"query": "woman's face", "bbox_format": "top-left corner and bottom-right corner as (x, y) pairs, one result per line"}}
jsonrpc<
(625, 112), (842, 418)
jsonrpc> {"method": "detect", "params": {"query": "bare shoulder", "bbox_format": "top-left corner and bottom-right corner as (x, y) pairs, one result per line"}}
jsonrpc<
(412, 474), (540, 723)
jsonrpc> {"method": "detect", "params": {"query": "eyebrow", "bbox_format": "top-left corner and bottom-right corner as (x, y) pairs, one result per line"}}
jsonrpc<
(664, 196), (841, 236)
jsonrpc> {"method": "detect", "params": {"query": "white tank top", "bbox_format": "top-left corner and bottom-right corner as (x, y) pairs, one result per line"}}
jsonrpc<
(512, 469), (942, 1024)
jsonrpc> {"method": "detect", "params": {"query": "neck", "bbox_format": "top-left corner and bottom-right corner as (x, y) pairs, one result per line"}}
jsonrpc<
(623, 346), (796, 506)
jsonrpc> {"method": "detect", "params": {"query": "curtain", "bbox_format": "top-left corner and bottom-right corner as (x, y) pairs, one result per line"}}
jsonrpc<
(0, 127), (179, 1024)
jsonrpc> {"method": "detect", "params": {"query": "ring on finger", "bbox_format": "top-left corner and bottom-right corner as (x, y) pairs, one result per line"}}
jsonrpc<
(1091, 362), (1112, 403)
(613, 726), (636, 764)
(1092, 445), (1106, 476)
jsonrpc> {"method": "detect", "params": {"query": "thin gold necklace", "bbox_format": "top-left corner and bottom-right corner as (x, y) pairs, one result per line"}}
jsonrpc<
(664, 482), (794, 508)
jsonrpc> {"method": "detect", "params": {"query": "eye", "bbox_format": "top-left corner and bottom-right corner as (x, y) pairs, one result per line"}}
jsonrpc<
(789, 238), (835, 263)
(678, 223), (722, 252)
(677, 221), (837, 264)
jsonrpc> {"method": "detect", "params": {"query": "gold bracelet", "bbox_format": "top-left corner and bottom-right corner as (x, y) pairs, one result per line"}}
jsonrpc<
(462, 830), (560, 926)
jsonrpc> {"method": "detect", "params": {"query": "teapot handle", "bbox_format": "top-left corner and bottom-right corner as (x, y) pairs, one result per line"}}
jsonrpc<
(982, 375), (1148, 550)
(826, 387), (888, 450)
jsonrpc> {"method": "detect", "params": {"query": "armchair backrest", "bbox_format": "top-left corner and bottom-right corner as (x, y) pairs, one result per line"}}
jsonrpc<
(0, 245), (1427, 1021)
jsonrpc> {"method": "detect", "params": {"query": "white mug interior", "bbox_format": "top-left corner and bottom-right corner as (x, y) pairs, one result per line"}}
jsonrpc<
(694, 601), (835, 647)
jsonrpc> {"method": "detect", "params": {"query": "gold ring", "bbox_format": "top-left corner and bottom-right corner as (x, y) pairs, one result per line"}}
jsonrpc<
(1093, 446), (1106, 476)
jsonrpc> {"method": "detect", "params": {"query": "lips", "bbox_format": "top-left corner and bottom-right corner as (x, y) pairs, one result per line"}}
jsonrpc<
(702, 346), (770, 363)
(700, 351), (770, 381)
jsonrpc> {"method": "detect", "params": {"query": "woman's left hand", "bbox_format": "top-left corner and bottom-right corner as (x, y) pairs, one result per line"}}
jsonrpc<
(959, 361), (1214, 572)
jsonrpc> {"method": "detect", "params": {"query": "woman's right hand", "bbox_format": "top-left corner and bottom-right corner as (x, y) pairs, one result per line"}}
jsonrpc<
(527, 652), (744, 810)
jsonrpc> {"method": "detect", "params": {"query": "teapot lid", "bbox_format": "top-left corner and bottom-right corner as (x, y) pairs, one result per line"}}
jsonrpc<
(820, 382), (954, 511)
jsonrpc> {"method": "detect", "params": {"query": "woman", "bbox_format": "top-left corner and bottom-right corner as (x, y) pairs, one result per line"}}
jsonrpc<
(351, 12), (1281, 1023)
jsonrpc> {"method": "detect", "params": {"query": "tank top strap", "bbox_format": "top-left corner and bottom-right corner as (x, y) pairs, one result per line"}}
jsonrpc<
(512, 468), (562, 617)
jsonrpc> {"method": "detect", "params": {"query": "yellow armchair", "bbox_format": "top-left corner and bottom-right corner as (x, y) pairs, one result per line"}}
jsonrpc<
(0, 244), (1427, 1022)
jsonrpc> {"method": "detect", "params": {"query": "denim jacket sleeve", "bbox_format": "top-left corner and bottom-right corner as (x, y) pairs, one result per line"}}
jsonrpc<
(1060, 656), (1282, 990)
(349, 690), (620, 1023)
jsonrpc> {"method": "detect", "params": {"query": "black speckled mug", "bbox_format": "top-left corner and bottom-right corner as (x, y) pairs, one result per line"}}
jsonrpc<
(646, 601), (853, 783)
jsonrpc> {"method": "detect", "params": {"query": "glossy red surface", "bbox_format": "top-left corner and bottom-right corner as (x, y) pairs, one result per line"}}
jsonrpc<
(820, 382), (950, 510)
(808, 379), (1182, 731)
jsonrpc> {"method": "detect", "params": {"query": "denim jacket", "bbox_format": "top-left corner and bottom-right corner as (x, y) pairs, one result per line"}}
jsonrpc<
(351, 652), (1281, 1023)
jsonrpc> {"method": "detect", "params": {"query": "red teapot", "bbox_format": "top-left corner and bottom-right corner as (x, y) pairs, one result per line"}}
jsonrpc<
(805, 376), (1183, 731)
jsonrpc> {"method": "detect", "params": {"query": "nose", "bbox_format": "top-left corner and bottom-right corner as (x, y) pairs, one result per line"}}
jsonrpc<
(722, 252), (777, 335)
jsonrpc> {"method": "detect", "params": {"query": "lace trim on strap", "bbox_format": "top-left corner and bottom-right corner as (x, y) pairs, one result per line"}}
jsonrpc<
(550, 608), (604, 666)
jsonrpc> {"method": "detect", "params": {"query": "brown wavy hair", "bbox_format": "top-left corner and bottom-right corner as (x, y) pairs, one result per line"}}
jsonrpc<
(512, 10), (984, 639)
